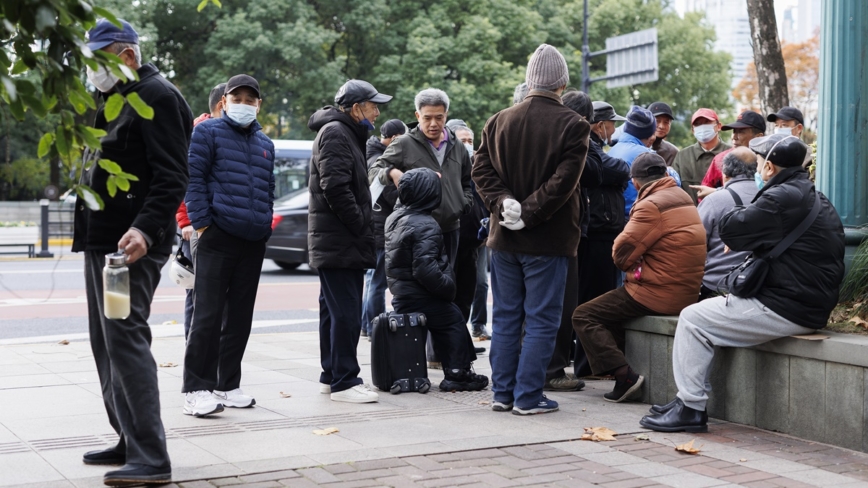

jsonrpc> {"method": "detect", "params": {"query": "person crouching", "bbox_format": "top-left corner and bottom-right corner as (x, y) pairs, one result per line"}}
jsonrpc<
(385, 168), (489, 391)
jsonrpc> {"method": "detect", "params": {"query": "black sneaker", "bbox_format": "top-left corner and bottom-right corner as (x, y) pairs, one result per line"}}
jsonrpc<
(361, 328), (368, 338)
(104, 463), (171, 486)
(82, 446), (125, 466)
(471, 325), (491, 340)
(513, 395), (559, 415)
(439, 368), (489, 392)
(604, 369), (644, 403)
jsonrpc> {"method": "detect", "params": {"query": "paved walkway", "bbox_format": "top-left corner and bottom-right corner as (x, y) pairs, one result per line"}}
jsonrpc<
(3, 331), (868, 487)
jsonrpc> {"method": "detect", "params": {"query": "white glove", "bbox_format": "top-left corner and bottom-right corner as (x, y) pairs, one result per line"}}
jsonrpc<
(499, 219), (526, 231)
(500, 198), (521, 224)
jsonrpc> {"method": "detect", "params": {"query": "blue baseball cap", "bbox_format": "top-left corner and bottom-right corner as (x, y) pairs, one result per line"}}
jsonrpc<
(86, 19), (139, 51)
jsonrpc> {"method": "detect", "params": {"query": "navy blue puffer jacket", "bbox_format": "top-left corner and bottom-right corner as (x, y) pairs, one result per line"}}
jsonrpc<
(186, 114), (275, 241)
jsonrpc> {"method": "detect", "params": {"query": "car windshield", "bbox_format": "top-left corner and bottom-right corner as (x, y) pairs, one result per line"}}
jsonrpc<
(274, 188), (308, 207)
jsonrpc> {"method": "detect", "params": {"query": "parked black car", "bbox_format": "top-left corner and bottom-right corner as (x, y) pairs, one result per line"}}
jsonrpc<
(266, 189), (310, 270)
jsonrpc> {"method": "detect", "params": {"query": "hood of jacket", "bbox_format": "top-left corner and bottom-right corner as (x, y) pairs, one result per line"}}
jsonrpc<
(308, 106), (368, 146)
(366, 136), (387, 160)
(635, 175), (678, 202)
(396, 168), (442, 214)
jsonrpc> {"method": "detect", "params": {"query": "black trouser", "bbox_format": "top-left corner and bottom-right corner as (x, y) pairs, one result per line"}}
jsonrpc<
(428, 229), (461, 362)
(453, 240), (480, 323)
(546, 254), (578, 380)
(180, 238), (194, 339)
(183, 225), (266, 392)
(318, 267), (365, 393)
(85, 251), (170, 469)
(394, 296), (477, 371)
(574, 236), (621, 376)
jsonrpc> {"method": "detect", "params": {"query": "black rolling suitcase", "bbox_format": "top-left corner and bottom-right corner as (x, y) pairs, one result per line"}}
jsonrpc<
(370, 312), (431, 394)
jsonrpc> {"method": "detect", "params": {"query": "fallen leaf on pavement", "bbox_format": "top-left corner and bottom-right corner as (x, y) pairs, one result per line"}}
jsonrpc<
(313, 427), (339, 436)
(849, 316), (868, 328)
(478, 400), (490, 405)
(740, 458), (747, 462)
(279, 392), (292, 398)
(162, 320), (178, 325)
(159, 362), (177, 368)
(57, 340), (69, 345)
(582, 408), (587, 412)
(675, 439), (702, 455)
(581, 427), (617, 442)
(635, 433), (650, 441)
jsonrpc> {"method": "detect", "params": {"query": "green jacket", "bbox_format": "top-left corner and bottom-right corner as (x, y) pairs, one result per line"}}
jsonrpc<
(369, 127), (472, 233)
(672, 138), (731, 204)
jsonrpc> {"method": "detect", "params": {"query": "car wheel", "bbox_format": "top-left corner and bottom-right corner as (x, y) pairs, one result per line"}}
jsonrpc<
(274, 261), (302, 270)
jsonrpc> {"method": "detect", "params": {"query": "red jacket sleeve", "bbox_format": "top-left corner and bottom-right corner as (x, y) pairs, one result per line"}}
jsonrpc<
(176, 201), (191, 228)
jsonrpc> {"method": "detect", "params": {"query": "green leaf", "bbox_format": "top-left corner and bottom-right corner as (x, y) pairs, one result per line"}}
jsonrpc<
(76, 125), (103, 149)
(115, 176), (130, 192)
(1, 76), (16, 100)
(126, 92), (154, 120)
(21, 94), (47, 117)
(104, 93), (124, 121)
(106, 175), (118, 197)
(42, 94), (58, 111)
(92, 7), (122, 28)
(37, 133), (55, 158)
(197, 0), (209, 12)
(55, 126), (70, 163)
(68, 90), (89, 115)
(8, 97), (25, 120)
(11, 59), (27, 75)
(211, 0), (223, 7)
(76, 185), (104, 211)
(117, 171), (140, 181)
(98, 159), (123, 174)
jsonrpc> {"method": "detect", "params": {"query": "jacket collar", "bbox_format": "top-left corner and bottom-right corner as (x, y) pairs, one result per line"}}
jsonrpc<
(617, 132), (646, 147)
(636, 175), (677, 201)
(410, 126), (455, 158)
(220, 110), (263, 134)
(114, 63), (160, 96)
(723, 174), (752, 188)
(687, 139), (728, 157)
(754, 166), (807, 200)
(525, 89), (563, 104)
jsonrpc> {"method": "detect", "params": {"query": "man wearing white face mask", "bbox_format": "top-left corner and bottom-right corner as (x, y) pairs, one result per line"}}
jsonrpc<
(183, 74), (275, 417)
(75, 18), (192, 486)
(768, 106), (813, 167)
(672, 108), (731, 205)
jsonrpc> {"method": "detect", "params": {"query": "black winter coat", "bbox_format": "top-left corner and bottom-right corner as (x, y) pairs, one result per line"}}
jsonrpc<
(73, 63), (192, 254)
(307, 107), (376, 269)
(720, 167), (845, 329)
(385, 168), (456, 302)
(367, 136), (398, 249)
(586, 133), (630, 238)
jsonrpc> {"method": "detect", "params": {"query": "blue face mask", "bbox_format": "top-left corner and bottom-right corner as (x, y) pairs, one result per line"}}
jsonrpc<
(755, 171), (765, 190)
(360, 118), (375, 131)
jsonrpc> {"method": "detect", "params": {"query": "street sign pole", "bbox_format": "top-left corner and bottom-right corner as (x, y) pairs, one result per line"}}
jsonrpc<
(582, 0), (590, 94)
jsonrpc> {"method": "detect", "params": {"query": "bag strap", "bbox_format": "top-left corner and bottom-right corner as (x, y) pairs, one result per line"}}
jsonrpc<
(767, 192), (821, 260)
(725, 187), (743, 207)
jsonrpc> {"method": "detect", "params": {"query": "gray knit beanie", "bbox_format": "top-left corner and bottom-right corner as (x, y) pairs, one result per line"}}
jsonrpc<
(525, 44), (569, 91)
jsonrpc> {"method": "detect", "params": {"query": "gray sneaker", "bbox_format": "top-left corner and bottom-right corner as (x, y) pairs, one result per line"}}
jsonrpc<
(492, 401), (514, 412)
(544, 374), (585, 392)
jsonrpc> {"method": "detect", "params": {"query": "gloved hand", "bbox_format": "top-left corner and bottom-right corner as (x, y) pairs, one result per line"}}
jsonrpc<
(500, 219), (525, 231)
(500, 198), (521, 224)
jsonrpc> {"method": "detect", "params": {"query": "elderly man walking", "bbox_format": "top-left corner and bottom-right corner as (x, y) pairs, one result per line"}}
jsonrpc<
(75, 19), (191, 485)
(473, 44), (590, 415)
(309, 80), (392, 404)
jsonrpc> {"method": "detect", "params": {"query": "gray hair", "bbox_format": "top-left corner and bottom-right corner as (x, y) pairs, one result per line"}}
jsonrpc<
(722, 151), (757, 178)
(453, 126), (474, 139)
(414, 88), (449, 112)
(110, 42), (142, 66)
(513, 82), (529, 105)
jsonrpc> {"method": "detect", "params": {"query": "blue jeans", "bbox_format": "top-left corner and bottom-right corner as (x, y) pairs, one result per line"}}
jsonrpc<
(489, 251), (568, 409)
(470, 247), (489, 328)
(361, 248), (387, 334)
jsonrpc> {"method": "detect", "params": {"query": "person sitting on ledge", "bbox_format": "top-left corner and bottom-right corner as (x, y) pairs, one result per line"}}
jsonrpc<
(640, 134), (845, 433)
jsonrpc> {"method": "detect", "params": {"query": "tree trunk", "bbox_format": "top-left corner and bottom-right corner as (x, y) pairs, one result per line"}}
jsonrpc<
(747, 0), (789, 131)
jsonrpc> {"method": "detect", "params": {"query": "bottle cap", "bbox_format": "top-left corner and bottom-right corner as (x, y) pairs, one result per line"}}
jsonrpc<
(105, 251), (126, 266)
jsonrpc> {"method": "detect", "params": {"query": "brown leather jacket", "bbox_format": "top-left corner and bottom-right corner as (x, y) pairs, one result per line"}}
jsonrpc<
(613, 177), (706, 314)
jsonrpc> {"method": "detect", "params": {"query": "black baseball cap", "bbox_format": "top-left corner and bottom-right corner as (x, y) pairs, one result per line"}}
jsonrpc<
(722, 110), (765, 131)
(648, 102), (674, 120)
(335, 79), (392, 107)
(592, 101), (627, 122)
(380, 119), (406, 138)
(630, 152), (668, 178)
(86, 18), (139, 51)
(225, 74), (261, 98)
(748, 134), (808, 167)
(767, 106), (804, 126)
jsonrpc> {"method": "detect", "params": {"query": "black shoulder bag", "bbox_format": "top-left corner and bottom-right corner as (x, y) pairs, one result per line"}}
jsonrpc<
(719, 193), (821, 298)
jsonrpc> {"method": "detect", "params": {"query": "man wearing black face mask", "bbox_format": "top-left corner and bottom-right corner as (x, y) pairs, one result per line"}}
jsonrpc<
(309, 80), (392, 404)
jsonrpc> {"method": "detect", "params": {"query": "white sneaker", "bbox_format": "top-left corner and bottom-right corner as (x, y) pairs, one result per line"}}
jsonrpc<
(330, 384), (379, 404)
(213, 388), (255, 408)
(183, 390), (224, 417)
(320, 383), (331, 394)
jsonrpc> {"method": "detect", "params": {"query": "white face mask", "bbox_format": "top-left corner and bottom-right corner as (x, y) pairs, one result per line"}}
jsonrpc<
(775, 126), (793, 136)
(693, 123), (717, 144)
(463, 142), (473, 157)
(225, 102), (258, 127)
(87, 64), (120, 93)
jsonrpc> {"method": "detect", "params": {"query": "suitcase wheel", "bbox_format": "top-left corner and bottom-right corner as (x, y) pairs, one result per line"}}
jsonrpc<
(389, 383), (402, 395)
(418, 314), (427, 327)
(418, 380), (430, 394)
(388, 317), (399, 332)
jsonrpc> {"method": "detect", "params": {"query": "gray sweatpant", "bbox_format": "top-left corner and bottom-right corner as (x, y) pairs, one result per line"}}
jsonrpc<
(674, 295), (813, 411)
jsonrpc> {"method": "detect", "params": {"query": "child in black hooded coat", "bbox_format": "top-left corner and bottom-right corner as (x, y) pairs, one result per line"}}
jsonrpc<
(384, 168), (489, 391)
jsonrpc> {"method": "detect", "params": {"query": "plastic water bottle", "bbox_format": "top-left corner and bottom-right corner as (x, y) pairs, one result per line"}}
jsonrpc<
(103, 250), (130, 319)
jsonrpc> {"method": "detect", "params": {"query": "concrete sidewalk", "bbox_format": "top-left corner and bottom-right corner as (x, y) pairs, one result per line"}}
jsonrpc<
(2, 332), (868, 487)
